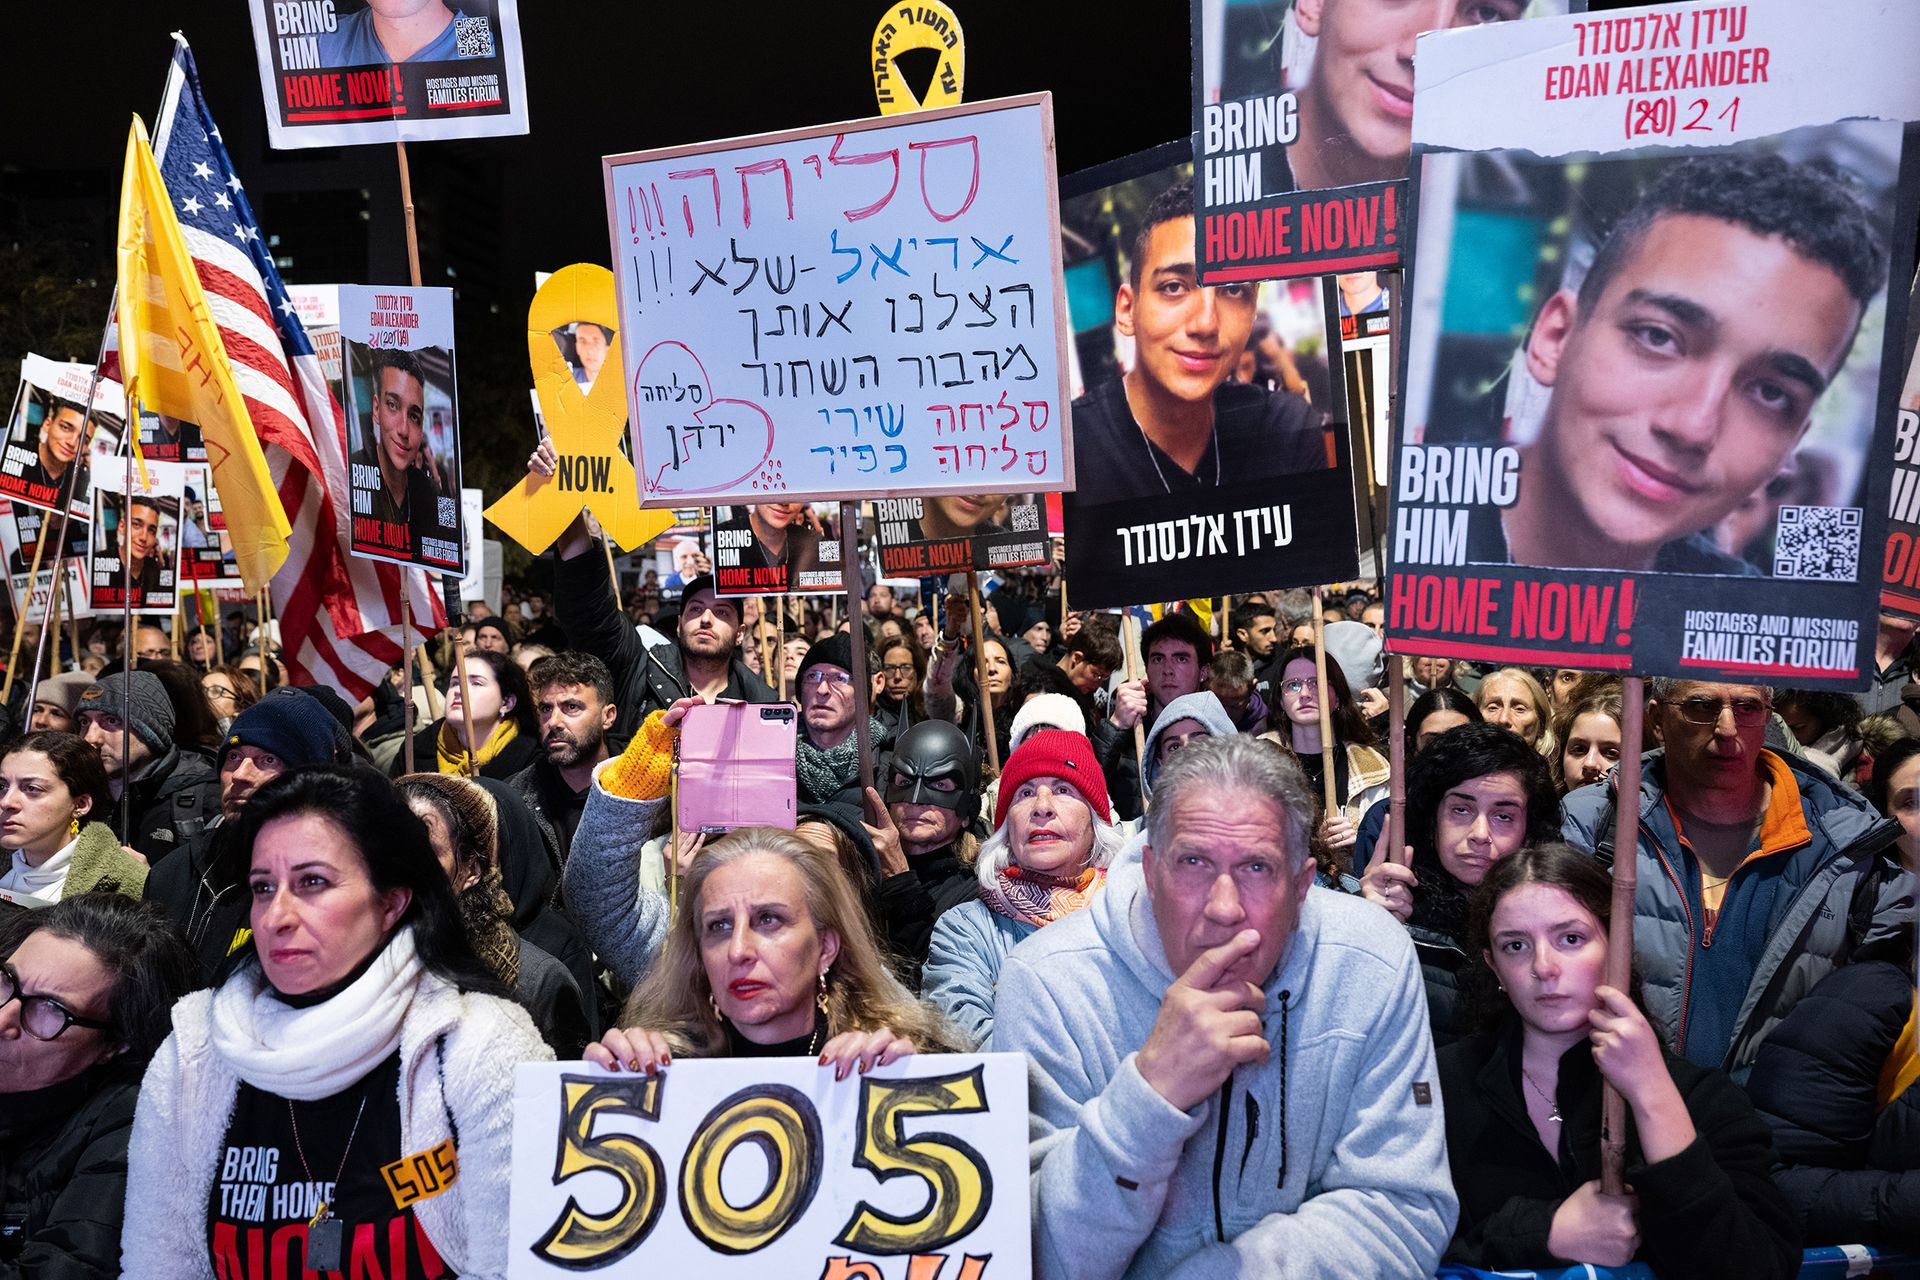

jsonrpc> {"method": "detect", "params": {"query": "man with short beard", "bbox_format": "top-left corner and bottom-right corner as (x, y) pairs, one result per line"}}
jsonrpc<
(506, 652), (620, 865)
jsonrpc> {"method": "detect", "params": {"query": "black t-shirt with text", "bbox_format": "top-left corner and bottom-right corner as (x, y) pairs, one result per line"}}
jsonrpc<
(207, 1051), (455, 1280)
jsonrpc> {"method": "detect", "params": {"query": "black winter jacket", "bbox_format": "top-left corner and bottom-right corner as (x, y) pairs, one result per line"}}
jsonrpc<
(0, 1062), (143, 1279)
(1746, 959), (1920, 1251)
(1439, 1013), (1798, 1278)
(142, 822), (248, 987)
(554, 538), (775, 737)
(113, 746), (217, 865)
(874, 842), (978, 990)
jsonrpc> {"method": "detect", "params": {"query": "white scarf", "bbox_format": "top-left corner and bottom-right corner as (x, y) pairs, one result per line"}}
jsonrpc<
(0, 837), (77, 903)
(210, 927), (423, 1100)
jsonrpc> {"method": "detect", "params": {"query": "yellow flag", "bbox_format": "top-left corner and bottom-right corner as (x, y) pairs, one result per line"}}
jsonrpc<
(115, 115), (290, 591)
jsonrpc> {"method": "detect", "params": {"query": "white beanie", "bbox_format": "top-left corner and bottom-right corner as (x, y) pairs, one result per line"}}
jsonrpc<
(1008, 692), (1086, 749)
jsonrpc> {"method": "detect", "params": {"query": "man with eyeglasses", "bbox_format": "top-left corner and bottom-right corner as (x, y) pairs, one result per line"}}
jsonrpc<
(795, 632), (886, 807)
(528, 444), (776, 735)
(1562, 678), (1915, 1083)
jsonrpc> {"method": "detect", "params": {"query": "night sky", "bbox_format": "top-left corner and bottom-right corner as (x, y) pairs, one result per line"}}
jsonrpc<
(2, 2), (1197, 296)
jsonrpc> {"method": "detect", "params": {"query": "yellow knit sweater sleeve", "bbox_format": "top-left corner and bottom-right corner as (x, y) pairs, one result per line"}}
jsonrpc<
(599, 710), (676, 801)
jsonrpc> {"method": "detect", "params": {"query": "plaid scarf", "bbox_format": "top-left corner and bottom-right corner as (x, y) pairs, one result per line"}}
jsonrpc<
(796, 718), (884, 803)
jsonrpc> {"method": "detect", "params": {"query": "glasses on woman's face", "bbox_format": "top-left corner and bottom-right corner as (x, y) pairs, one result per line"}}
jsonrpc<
(205, 684), (237, 703)
(1281, 678), (1313, 696)
(882, 663), (916, 677)
(0, 963), (111, 1041)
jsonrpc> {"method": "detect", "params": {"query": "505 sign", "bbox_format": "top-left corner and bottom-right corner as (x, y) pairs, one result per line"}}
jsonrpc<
(506, 1055), (1031, 1278)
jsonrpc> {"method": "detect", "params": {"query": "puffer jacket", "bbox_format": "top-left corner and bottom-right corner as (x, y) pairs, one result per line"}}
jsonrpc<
(922, 900), (1038, 1049)
(1745, 959), (1920, 1251)
(0, 1061), (143, 1279)
(1562, 747), (1915, 1082)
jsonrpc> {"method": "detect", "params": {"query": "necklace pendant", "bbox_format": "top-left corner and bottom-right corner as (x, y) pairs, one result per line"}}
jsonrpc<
(307, 1216), (345, 1271)
(1548, 1105), (1564, 1123)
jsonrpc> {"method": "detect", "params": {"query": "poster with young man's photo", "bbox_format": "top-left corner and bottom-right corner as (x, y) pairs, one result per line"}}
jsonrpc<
(1191, 0), (1584, 281)
(874, 493), (1051, 578)
(179, 463), (242, 587)
(1388, 0), (1919, 689)
(1, 356), (125, 516)
(710, 503), (848, 596)
(0, 502), (91, 625)
(244, 0), (530, 149)
(88, 462), (186, 612)
(1876, 274), (1920, 619)
(340, 284), (464, 573)
(138, 408), (205, 464)
(1060, 141), (1357, 610)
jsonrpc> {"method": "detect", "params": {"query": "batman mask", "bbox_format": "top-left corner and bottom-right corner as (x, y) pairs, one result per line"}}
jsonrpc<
(885, 720), (980, 824)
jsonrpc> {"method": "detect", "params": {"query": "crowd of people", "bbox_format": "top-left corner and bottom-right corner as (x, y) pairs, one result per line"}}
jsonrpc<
(0, 496), (1915, 1278)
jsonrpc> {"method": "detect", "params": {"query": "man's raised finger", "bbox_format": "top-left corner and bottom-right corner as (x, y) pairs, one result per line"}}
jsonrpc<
(1182, 929), (1260, 990)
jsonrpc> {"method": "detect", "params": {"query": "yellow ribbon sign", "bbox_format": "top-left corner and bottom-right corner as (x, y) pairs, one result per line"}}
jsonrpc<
(485, 264), (672, 554)
(872, 1), (965, 115)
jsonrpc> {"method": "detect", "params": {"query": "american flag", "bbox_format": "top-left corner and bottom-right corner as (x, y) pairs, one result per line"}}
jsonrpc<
(140, 34), (445, 699)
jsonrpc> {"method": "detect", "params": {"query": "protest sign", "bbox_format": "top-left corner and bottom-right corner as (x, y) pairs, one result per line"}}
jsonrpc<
(1877, 276), (1920, 619)
(507, 1054), (1029, 1279)
(89, 461), (186, 612)
(1190, 0), (1583, 283)
(486, 265), (672, 555)
(1, 356), (124, 516)
(712, 503), (849, 596)
(1058, 142), (1357, 610)
(874, 493), (1050, 577)
(1337, 271), (1394, 491)
(138, 408), (205, 464)
(0, 504), (90, 625)
(1388, 0), (1920, 689)
(244, 0), (530, 149)
(179, 463), (243, 588)
(338, 284), (465, 573)
(603, 94), (1072, 507)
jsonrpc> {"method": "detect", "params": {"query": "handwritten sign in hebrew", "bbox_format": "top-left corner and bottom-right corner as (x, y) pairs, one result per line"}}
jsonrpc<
(602, 93), (1072, 507)
(507, 1055), (1031, 1278)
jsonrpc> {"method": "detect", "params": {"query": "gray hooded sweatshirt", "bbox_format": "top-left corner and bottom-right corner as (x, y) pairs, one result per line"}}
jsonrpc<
(995, 862), (1456, 1280)
(1141, 692), (1242, 799)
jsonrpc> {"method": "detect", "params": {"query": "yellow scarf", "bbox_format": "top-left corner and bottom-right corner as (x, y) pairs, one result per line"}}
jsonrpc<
(1880, 993), (1919, 1111)
(437, 717), (518, 775)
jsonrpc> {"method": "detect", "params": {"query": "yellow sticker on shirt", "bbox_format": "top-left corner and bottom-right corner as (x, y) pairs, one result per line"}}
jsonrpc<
(872, 1), (965, 114)
(381, 1140), (459, 1210)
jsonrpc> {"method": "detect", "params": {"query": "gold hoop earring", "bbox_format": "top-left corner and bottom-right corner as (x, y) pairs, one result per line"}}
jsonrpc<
(709, 991), (721, 1022)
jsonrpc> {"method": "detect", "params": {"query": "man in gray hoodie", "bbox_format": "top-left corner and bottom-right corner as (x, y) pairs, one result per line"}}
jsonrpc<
(996, 734), (1455, 1279)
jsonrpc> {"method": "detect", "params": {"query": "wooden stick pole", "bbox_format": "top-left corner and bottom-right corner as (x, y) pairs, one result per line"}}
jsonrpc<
(757, 595), (773, 685)
(1311, 588), (1339, 816)
(602, 537), (623, 614)
(167, 595), (180, 661)
(668, 751), (681, 920)
(43, 571), (65, 679)
(1219, 597), (1231, 650)
(1600, 676), (1645, 1196)
(65, 574), (83, 676)
(449, 626), (478, 777)
(1, 527), (50, 704)
(1122, 610), (1148, 811)
(777, 594), (790, 702)
(966, 571), (1001, 778)
(400, 582), (416, 772)
(1386, 658), (1408, 866)
(840, 501), (875, 794)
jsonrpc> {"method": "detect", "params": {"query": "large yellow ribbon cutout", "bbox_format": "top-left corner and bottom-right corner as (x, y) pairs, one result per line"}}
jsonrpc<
(485, 264), (672, 554)
(872, 1), (965, 114)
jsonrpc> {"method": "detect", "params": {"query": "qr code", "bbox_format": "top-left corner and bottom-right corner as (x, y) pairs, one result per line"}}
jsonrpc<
(1773, 505), (1861, 581)
(454, 17), (495, 58)
(438, 496), (458, 528)
(1010, 504), (1040, 532)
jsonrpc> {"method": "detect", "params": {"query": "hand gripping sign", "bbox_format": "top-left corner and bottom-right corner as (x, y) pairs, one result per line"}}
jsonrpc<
(507, 1055), (1029, 1278)
(486, 265), (673, 554)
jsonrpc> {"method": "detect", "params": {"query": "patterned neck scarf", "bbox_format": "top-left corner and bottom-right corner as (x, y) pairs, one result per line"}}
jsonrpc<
(980, 862), (1106, 928)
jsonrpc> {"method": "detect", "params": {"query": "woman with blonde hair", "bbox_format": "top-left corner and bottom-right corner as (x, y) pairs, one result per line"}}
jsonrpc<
(1476, 667), (1558, 760)
(586, 824), (961, 1077)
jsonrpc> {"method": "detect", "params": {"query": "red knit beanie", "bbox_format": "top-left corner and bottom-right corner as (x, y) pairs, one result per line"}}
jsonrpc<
(993, 728), (1111, 829)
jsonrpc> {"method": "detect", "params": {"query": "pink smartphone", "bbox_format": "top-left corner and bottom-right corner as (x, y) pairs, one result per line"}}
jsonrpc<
(677, 701), (798, 834)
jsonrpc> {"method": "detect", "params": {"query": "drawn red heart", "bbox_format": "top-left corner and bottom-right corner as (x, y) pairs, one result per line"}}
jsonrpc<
(633, 339), (774, 497)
